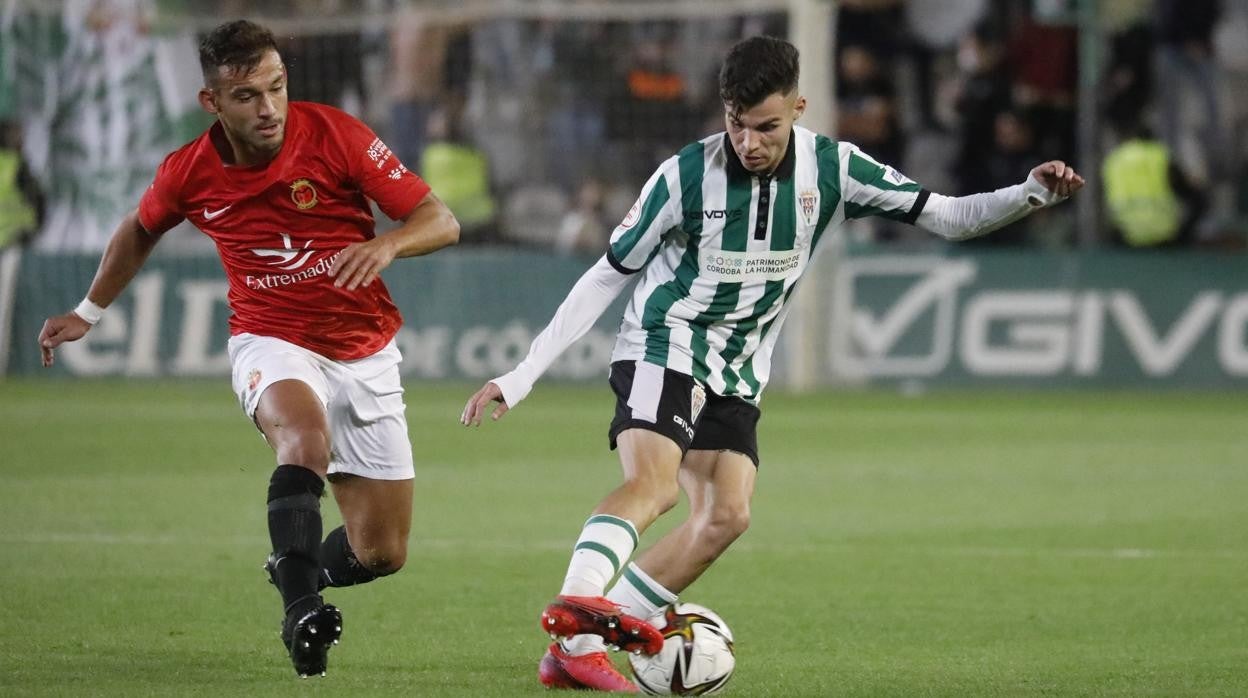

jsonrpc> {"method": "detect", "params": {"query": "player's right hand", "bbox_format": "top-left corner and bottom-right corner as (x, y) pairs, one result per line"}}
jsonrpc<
(1030, 160), (1084, 198)
(38, 312), (92, 368)
(460, 381), (510, 426)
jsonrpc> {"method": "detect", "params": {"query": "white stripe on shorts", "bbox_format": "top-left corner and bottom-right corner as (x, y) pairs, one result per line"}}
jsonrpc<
(627, 361), (664, 423)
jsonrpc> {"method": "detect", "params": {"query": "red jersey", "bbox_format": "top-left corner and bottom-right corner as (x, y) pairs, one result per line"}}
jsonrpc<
(138, 102), (430, 360)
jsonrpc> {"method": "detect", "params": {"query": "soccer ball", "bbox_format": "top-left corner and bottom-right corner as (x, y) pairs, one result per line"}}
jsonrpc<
(628, 602), (735, 695)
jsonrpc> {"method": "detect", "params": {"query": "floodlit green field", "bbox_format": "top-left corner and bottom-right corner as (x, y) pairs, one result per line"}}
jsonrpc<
(0, 379), (1245, 696)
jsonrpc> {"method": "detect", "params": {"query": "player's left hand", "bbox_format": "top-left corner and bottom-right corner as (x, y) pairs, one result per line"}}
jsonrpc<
(37, 312), (93, 368)
(329, 238), (398, 291)
(460, 381), (509, 427)
(1030, 160), (1085, 198)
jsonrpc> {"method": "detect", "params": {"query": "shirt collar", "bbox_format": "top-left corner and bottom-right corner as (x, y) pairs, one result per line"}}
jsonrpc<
(723, 129), (797, 182)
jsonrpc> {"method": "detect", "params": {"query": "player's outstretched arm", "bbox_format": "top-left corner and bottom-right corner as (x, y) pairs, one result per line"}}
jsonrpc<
(460, 381), (508, 426)
(915, 160), (1084, 241)
(458, 254), (634, 428)
(331, 192), (460, 291)
(38, 209), (158, 367)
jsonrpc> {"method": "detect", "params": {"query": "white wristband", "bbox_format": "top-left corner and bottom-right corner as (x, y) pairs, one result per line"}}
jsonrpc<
(73, 298), (106, 325)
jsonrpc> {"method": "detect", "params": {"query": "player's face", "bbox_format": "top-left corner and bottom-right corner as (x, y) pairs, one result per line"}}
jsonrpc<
(199, 50), (289, 165)
(724, 90), (806, 174)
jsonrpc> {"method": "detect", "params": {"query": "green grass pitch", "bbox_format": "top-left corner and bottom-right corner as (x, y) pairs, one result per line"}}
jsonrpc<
(0, 379), (1245, 696)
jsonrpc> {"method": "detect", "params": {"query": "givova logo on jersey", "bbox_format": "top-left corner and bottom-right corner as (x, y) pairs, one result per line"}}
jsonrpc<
(244, 233), (340, 291)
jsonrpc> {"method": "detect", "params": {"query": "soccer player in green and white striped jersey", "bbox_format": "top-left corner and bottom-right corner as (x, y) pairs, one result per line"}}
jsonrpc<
(462, 36), (1084, 691)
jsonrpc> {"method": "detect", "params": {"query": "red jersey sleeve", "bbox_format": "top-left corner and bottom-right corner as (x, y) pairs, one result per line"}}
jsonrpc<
(337, 114), (430, 221)
(137, 154), (186, 235)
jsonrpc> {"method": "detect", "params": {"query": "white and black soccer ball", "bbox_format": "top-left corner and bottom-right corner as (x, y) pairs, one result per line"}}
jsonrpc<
(628, 602), (735, 695)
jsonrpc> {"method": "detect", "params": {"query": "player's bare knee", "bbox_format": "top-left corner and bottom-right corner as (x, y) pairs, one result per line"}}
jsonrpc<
(649, 481), (682, 515)
(698, 505), (751, 548)
(656, 491), (681, 516)
(622, 473), (681, 515)
(275, 428), (331, 473)
(354, 543), (406, 576)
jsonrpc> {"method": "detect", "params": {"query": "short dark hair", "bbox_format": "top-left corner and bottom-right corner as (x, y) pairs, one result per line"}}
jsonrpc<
(198, 20), (279, 84)
(718, 36), (800, 116)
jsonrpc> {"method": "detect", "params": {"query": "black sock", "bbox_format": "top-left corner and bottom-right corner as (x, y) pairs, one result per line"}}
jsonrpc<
(267, 464), (325, 618)
(319, 525), (381, 588)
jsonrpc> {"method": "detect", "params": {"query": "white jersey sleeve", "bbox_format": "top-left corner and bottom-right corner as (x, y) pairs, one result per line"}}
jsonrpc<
(490, 255), (634, 407)
(606, 156), (684, 273)
(916, 174), (1065, 241)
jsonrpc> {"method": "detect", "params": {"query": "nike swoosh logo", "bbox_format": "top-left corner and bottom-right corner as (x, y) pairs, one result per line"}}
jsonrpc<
(203, 205), (233, 220)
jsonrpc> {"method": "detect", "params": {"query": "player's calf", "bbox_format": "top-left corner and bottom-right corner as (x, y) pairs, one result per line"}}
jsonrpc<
(319, 525), (405, 588)
(265, 553), (331, 591)
(266, 465), (326, 602)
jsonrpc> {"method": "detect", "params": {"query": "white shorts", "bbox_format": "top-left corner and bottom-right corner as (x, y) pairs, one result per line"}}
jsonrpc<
(227, 333), (415, 480)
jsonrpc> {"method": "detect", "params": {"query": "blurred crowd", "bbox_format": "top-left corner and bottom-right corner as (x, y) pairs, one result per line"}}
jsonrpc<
(3, 0), (1247, 252)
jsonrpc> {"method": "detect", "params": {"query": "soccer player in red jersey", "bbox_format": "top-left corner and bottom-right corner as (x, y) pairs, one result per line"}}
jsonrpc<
(36, 20), (460, 678)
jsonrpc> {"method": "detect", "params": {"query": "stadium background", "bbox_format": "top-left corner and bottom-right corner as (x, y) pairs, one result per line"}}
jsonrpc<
(2, 0), (1247, 388)
(1, 1), (1246, 696)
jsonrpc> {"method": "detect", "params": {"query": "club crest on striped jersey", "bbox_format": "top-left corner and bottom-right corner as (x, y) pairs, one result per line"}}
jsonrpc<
(290, 178), (318, 210)
(799, 188), (818, 226)
(691, 384), (707, 422)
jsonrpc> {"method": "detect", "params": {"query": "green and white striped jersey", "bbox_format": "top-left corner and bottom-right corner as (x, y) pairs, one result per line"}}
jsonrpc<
(607, 125), (928, 403)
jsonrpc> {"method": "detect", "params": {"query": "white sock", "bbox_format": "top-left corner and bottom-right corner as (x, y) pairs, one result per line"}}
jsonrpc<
(556, 515), (640, 657)
(560, 634), (606, 655)
(607, 562), (678, 628)
(559, 514), (639, 597)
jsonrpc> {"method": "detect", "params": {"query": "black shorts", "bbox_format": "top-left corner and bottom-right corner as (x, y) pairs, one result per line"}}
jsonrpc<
(607, 360), (761, 467)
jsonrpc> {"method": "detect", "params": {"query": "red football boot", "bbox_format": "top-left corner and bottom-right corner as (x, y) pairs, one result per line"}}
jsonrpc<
(538, 642), (638, 693)
(538, 643), (584, 689)
(540, 595), (663, 655)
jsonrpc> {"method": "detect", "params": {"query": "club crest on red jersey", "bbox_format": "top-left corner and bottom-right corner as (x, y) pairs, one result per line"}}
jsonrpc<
(290, 179), (318, 210)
